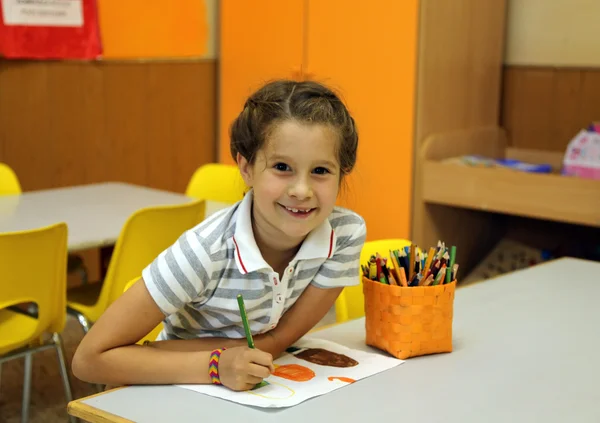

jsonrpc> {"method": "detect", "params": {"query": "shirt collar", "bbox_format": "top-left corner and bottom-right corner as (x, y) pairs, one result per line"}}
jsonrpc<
(232, 190), (336, 275)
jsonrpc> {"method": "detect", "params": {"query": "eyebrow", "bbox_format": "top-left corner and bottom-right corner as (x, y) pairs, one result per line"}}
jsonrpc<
(269, 155), (338, 169)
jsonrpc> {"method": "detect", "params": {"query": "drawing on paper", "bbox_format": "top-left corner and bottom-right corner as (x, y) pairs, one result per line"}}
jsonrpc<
(272, 364), (316, 382)
(286, 346), (359, 368)
(248, 380), (296, 399)
(175, 338), (404, 409)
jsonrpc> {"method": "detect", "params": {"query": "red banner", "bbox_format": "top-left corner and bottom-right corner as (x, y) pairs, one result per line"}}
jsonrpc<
(0, 0), (102, 60)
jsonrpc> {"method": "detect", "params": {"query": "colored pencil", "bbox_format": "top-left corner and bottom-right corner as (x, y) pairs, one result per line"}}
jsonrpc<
(237, 294), (255, 349)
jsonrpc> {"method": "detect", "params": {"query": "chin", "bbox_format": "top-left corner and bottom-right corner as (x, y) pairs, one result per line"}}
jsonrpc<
(272, 218), (315, 239)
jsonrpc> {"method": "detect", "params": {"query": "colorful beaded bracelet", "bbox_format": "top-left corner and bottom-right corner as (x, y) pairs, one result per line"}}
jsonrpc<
(208, 348), (226, 385)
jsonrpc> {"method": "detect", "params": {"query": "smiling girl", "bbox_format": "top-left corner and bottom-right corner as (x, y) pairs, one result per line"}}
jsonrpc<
(72, 80), (367, 392)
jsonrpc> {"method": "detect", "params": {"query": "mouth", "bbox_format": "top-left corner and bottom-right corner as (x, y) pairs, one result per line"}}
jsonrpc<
(279, 204), (316, 218)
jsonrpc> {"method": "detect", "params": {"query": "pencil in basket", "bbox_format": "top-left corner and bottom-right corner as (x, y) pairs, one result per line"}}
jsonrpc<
(362, 241), (458, 360)
(361, 241), (458, 287)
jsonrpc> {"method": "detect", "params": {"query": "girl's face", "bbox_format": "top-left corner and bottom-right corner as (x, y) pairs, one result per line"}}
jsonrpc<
(238, 120), (341, 247)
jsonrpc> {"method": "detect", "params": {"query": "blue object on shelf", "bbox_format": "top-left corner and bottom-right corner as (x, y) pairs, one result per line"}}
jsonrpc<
(494, 159), (553, 174)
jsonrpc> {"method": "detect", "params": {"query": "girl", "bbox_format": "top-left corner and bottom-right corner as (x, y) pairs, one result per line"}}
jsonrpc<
(72, 80), (367, 392)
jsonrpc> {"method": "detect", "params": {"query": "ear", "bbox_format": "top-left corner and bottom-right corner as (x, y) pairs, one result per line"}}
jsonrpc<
(236, 152), (254, 187)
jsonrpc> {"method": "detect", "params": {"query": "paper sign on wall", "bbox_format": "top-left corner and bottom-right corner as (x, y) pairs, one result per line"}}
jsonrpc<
(0, 0), (101, 59)
(2, 0), (83, 27)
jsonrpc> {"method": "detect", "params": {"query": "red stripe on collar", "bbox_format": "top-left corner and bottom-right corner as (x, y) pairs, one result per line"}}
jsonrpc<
(232, 236), (248, 274)
(327, 229), (334, 258)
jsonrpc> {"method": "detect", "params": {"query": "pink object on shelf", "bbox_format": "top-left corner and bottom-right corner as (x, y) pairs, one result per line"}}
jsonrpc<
(562, 128), (600, 181)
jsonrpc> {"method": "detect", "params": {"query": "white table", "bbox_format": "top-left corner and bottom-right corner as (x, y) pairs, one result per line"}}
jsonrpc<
(67, 257), (600, 422)
(0, 182), (229, 251)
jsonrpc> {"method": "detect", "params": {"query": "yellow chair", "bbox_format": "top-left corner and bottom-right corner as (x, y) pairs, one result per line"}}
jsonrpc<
(67, 200), (206, 332)
(0, 162), (90, 286)
(185, 163), (246, 204)
(0, 223), (76, 423)
(123, 278), (164, 345)
(335, 238), (416, 323)
(0, 162), (22, 195)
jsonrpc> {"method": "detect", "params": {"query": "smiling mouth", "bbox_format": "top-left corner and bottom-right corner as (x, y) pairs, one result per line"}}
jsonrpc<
(279, 204), (316, 217)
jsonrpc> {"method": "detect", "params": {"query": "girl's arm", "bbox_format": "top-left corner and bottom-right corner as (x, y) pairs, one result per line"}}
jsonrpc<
(71, 279), (273, 388)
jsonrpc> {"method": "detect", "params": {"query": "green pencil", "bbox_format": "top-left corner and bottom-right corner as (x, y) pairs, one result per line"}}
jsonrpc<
(237, 294), (255, 349)
(237, 294), (270, 390)
(447, 245), (457, 282)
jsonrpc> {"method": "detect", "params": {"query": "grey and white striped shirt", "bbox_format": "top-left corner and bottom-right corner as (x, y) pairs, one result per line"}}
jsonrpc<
(142, 190), (367, 341)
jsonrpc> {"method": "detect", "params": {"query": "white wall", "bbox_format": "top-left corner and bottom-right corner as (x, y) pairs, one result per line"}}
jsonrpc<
(505, 0), (600, 67)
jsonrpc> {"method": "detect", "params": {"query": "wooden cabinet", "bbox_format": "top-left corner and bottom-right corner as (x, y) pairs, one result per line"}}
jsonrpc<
(219, 0), (507, 243)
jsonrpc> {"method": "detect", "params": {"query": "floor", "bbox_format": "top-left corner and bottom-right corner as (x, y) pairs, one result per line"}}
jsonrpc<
(0, 308), (338, 423)
(0, 316), (96, 423)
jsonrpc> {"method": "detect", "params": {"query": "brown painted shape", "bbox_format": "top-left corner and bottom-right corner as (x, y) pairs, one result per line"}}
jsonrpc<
(295, 348), (358, 368)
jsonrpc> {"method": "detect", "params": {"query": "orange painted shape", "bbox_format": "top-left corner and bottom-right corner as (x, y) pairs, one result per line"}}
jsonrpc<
(328, 376), (356, 384)
(98, 0), (209, 59)
(306, 0), (419, 242)
(218, 0), (304, 164)
(272, 364), (316, 382)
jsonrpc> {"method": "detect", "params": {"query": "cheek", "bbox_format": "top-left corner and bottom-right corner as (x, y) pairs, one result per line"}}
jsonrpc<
(316, 180), (340, 204)
(255, 176), (287, 199)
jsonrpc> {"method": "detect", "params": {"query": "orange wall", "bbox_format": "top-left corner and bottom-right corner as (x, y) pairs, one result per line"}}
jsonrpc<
(219, 0), (305, 161)
(98, 0), (211, 59)
(219, 0), (419, 241)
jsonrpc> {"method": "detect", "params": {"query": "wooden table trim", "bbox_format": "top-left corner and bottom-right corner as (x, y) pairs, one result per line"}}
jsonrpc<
(68, 387), (133, 423)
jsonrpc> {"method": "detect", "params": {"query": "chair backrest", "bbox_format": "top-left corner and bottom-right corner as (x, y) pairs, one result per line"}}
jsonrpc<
(0, 223), (68, 337)
(96, 200), (206, 308)
(335, 238), (416, 323)
(185, 163), (246, 204)
(0, 163), (22, 195)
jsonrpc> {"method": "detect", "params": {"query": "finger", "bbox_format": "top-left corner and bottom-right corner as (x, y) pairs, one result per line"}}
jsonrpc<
(248, 350), (274, 369)
(243, 383), (258, 391)
(247, 363), (271, 379)
(244, 374), (264, 385)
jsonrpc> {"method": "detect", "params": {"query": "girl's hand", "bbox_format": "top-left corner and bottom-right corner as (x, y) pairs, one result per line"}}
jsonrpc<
(218, 347), (275, 391)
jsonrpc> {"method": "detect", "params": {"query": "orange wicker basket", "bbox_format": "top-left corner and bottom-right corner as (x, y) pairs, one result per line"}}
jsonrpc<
(363, 276), (456, 359)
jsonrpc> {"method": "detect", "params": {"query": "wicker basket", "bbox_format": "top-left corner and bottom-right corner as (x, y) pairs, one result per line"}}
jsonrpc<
(363, 276), (456, 359)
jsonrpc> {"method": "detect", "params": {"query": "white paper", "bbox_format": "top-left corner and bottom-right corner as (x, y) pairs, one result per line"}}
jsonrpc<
(177, 338), (404, 408)
(1, 0), (83, 27)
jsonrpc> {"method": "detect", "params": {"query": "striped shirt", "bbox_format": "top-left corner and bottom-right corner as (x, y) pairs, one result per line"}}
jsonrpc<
(142, 190), (367, 341)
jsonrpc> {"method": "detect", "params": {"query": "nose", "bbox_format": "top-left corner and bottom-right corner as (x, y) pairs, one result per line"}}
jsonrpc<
(288, 175), (313, 200)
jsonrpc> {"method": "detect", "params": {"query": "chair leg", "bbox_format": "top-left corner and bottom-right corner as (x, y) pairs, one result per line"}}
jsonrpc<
(52, 333), (78, 423)
(67, 308), (92, 334)
(21, 353), (33, 423)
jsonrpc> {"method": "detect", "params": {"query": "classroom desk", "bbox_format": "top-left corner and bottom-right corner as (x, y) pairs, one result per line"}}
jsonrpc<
(0, 182), (227, 251)
(67, 257), (600, 422)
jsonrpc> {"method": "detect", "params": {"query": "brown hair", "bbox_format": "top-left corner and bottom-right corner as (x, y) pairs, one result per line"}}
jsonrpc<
(230, 80), (358, 177)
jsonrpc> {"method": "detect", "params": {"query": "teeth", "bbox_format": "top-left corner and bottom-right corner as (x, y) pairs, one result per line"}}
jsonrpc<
(285, 206), (310, 213)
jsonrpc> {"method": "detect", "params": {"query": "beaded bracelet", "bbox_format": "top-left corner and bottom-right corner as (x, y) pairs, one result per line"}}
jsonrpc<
(208, 348), (226, 385)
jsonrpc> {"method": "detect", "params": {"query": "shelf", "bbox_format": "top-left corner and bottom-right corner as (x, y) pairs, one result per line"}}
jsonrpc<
(420, 128), (600, 228)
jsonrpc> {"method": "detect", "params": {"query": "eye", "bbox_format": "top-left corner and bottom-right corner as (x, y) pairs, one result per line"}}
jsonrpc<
(273, 162), (290, 172)
(313, 167), (330, 175)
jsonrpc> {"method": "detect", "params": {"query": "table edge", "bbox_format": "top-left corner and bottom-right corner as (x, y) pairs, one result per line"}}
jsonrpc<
(68, 387), (133, 423)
